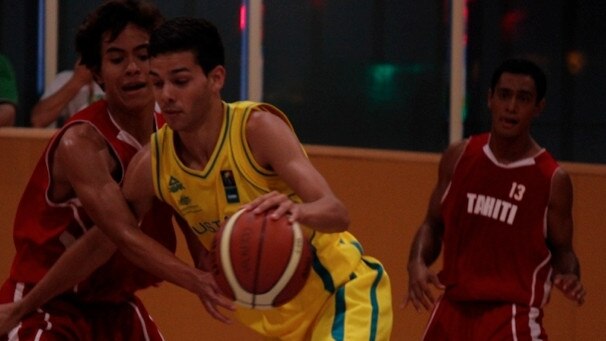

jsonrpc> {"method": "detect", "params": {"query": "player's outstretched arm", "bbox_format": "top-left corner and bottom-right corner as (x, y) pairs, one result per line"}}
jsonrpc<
(117, 146), (236, 321)
(173, 214), (233, 323)
(55, 126), (234, 318)
(0, 227), (115, 335)
(547, 168), (586, 305)
(243, 110), (349, 233)
(405, 141), (466, 311)
(0, 123), (125, 333)
(405, 176), (446, 311)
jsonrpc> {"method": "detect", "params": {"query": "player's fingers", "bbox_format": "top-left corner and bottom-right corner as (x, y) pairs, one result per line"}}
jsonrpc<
(243, 192), (277, 211)
(249, 192), (284, 214)
(270, 200), (294, 219)
(410, 284), (432, 311)
(204, 283), (237, 311)
(405, 291), (422, 311)
(414, 293), (432, 311)
(569, 282), (585, 302)
(203, 300), (232, 324)
(215, 294), (237, 311)
(422, 286), (436, 306)
(577, 289), (586, 305)
(428, 273), (445, 290)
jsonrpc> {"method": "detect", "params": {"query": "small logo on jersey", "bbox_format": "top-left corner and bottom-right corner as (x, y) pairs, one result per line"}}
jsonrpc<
(169, 176), (185, 193)
(179, 195), (191, 206)
(221, 170), (240, 203)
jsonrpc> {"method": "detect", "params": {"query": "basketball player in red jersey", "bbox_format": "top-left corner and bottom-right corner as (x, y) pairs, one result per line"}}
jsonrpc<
(406, 58), (586, 340)
(0, 1), (222, 339)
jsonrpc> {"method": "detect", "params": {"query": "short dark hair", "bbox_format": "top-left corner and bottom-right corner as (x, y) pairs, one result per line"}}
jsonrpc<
(75, 0), (164, 73)
(490, 58), (547, 102)
(149, 17), (225, 75)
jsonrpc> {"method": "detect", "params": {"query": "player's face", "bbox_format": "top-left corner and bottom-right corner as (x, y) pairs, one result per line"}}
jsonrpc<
(149, 51), (225, 132)
(488, 72), (545, 139)
(95, 24), (153, 115)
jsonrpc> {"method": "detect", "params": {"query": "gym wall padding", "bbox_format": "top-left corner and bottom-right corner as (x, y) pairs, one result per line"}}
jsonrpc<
(0, 128), (604, 340)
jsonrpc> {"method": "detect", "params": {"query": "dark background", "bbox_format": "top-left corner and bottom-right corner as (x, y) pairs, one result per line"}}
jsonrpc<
(1, 0), (604, 163)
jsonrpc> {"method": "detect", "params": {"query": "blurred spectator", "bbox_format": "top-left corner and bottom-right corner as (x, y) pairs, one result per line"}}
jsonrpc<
(30, 59), (104, 128)
(0, 53), (18, 127)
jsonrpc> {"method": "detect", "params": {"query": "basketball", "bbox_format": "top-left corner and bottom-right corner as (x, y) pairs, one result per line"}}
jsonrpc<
(211, 208), (313, 309)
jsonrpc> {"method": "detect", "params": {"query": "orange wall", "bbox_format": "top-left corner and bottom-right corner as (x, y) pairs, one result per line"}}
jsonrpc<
(1, 128), (604, 340)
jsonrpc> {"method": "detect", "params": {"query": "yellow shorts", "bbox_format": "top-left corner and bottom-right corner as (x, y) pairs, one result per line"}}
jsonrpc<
(236, 255), (393, 341)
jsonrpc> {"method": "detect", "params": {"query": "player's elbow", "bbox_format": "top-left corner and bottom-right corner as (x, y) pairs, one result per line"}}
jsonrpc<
(331, 202), (350, 232)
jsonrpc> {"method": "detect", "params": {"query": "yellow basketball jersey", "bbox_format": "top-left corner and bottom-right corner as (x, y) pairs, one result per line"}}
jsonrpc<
(151, 101), (388, 339)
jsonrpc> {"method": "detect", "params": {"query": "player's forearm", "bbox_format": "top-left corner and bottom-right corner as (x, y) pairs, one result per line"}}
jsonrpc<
(408, 223), (442, 269)
(552, 249), (581, 278)
(297, 196), (350, 233)
(177, 219), (209, 270)
(109, 224), (204, 294)
(18, 228), (116, 314)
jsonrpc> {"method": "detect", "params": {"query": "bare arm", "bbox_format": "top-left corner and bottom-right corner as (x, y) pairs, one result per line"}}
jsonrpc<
(173, 214), (210, 270)
(31, 63), (94, 127)
(0, 125), (124, 333)
(0, 125), (234, 332)
(405, 140), (466, 311)
(0, 227), (115, 335)
(547, 168), (586, 305)
(243, 111), (349, 232)
(119, 146), (235, 322)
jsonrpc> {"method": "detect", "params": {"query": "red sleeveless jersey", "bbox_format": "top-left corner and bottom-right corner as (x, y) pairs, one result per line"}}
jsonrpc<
(439, 133), (559, 307)
(7, 100), (175, 302)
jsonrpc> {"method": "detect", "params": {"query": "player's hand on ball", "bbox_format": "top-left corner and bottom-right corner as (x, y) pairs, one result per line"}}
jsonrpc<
(553, 273), (586, 306)
(195, 270), (236, 324)
(244, 191), (299, 223)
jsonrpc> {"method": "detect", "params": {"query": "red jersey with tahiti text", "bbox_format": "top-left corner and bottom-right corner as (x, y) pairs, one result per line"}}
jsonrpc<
(439, 133), (559, 308)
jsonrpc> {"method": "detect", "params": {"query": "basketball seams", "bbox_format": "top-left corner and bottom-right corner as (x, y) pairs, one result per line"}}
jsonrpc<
(254, 221), (304, 308)
(213, 208), (312, 310)
(250, 213), (268, 308)
(219, 208), (254, 304)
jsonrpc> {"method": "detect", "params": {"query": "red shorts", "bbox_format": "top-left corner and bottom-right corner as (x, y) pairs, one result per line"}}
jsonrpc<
(422, 296), (547, 341)
(0, 281), (164, 341)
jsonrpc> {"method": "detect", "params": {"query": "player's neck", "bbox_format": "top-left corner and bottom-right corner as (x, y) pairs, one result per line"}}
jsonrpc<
(175, 104), (225, 170)
(488, 134), (540, 164)
(109, 102), (156, 144)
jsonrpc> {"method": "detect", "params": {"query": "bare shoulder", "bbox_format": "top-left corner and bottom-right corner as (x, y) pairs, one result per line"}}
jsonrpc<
(438, 139), (469, 178)
(123, 144), (154, 201)
(126, 144), (152, 177)
(551, 167), (573, 199)
(553, 167), (572, 184)
(49, 123), (118, 201)
(57, 123), (107, 153)
(245, 109), (288, 132)
(53, 123), (114, 172)
(245, 110), (300, 167)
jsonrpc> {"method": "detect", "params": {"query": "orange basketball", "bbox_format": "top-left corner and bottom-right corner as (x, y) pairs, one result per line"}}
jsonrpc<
(211, 208), (313, 309)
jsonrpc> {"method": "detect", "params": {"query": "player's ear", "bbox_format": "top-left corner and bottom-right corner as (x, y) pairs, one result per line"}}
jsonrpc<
(92, 68), (104, 90)
(487, 88), (493, 110)
(208, 65), (225, 92)
(534, 98), (546, 118)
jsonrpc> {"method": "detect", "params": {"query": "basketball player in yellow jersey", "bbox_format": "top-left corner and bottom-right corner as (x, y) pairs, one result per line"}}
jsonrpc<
(0, 16), (392, 341)
(141, 17), (392, 340)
